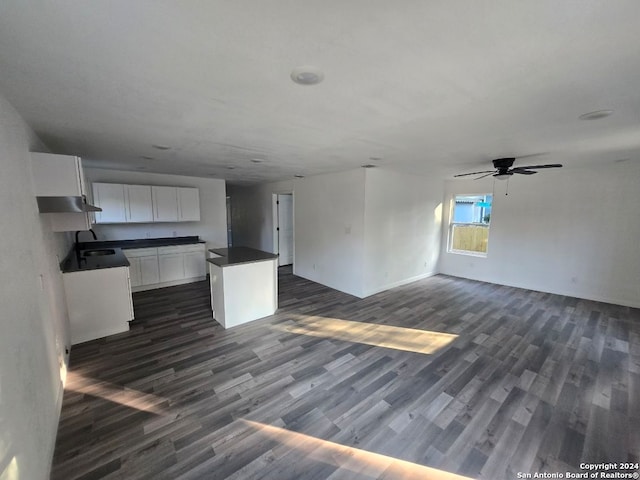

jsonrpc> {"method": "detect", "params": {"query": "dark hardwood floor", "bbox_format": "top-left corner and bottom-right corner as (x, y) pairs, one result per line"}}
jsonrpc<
(51, 268), (640, 480)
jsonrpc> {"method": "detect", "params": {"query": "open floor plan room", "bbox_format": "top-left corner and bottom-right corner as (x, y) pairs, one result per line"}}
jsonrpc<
(51, 268), (640, 480)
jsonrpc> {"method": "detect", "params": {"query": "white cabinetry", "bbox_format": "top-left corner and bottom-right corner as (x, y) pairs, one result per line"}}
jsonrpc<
(123, 248), (159, 289)
(184, 244), (207, 277)
(93, 183), (155, 224)
(158, 246), (185, 282)
(125, 185), (153, 223)
(152, 186), (179, 222)
(63, 266), (133, 344)
(92, 183), (126, 223)
(32, 152), (86, 196)
(31, 152), (93, 232)
(124, 244), (204, 291)
(178, 187), (200, 221)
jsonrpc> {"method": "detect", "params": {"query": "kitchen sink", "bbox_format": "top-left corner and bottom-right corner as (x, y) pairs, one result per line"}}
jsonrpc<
(82, 249), (116, 256)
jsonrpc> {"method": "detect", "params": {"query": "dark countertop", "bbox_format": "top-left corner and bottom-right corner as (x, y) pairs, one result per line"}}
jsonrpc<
(61, 247), (130, 273)
(62, 236), (204, 273)
(77, 236), (204, 251)
(207, 247), (278, 267)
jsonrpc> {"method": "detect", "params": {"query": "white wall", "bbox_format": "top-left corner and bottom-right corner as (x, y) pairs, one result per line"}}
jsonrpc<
(228, 179), (294, 252)
(0, 95), (73, 479)
(439, 164), (640, 308)
(294, 169), (367, 297)
(362, 168), (443, 296)
(84, 169), (228, 249)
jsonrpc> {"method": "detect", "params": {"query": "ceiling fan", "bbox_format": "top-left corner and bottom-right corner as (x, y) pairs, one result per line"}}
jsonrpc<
(454, 157), (563, 180)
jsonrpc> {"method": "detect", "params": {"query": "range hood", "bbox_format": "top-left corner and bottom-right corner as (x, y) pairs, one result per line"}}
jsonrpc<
(36, 196), (102, 213)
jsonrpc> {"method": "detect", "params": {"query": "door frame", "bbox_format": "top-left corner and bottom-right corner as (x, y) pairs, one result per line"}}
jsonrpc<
(272, 192), (294, 267)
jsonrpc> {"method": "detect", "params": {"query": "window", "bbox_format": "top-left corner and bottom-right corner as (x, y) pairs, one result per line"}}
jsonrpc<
(449, 194), (492, 255)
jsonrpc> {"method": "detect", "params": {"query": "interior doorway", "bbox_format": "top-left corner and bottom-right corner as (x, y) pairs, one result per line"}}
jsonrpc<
(273, 193), (293, 266)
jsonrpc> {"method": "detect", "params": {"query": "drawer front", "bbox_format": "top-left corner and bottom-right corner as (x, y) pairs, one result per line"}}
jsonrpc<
(123, 247), (158, 258)
(182, 243), (205, 253)
(157, 245), (183, 255)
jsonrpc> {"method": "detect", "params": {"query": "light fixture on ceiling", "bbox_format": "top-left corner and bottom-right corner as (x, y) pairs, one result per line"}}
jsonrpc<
(290, 66), (324, 85)
(250, 158), (264, 164)
(614, 158), (630, 163)
(369, 156), (382, 161)
(579, 110), (613, 120)
(140, 155), (154, 160)
(294, 174), (305, 178)
(361, 164), (377, 168)
(494, 173), (511, 180)
(151, 144), (171, 150)
(227, 166), (236, 170)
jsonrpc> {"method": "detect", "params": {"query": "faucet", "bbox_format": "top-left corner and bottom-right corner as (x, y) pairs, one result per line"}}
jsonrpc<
(75, 229), (97, 252)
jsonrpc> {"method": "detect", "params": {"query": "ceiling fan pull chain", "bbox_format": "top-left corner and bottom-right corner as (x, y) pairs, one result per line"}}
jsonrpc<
(505, 178), (509, 196)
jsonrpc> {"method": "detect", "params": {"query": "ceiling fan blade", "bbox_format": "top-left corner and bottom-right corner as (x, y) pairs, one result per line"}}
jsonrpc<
(512, 168), (537, 175)
(515, 163), (563, 170)
(453, 170), (496, 177)
(474, 172), (495, 180)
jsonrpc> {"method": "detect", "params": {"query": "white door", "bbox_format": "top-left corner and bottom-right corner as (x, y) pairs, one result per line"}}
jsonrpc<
(277, 194), (293, 266)
(178, 187), (201, 221)
(184, 251), (205, 278)
(126, 185), (153, 223)
(140, 256), (160, 285)
(158, 253), (184, 282)
(93, 183), (126, 223)
(152, 186), (179, 222)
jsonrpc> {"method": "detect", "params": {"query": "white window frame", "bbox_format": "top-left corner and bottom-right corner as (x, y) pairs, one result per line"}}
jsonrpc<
(448, 193), (492, 257)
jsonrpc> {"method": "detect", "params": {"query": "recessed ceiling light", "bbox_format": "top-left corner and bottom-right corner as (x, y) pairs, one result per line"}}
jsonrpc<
(361, 164), (377, 168)
(579, 110), (613, 120)
(294, 174), (305, 178)
(614, 158), (630, 163)
(369, 156), (382, 161)
(140, 155), (154, 160)
(291, 66), (324, 85)
(227, 166), (236, 170)
(152, 144), (171, 150)
(250, 158), (264, 163)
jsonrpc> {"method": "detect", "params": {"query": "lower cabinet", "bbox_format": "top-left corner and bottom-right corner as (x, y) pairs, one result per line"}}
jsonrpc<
(124, 243), (205, 292)
(159, 252), (185, 282)
(63, 266), (133, 345)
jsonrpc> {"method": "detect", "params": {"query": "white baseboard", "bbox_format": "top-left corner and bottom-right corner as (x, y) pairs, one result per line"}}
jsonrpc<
(363, 271), (438, 297)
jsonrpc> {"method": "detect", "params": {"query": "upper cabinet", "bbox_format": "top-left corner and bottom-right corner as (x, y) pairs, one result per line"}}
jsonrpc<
(152, 186), (179, 222)
(31, 152), (93, 232)
(92, 183), (200, 224)
(178, 187), (200, 221)
(93, 183), (126, 223)
(32, 152), (86, 197)
(126, 185), (153, 223)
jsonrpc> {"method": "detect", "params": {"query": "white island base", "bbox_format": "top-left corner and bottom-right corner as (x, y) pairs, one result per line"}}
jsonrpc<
(208, 247), (278, 328)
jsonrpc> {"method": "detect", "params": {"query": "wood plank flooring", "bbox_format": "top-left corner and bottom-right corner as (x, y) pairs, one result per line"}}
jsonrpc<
(51, 268), (640, 480)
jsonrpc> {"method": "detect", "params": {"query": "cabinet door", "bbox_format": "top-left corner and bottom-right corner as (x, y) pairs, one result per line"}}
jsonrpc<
(158, 254), (184, 282)
(128, 257), (142, 287)
(93, 183), (127, 223)
(140, 255), (160, 285)
(184, 251), (205, 278)
(152, 186), (178, 222)
(125, 185), (153, 223)
(178, 187), (200, 221)
(31, 153), (84, 196)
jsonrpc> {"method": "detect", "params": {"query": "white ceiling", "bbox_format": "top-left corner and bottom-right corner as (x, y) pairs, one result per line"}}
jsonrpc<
(1, 1), (639, 184)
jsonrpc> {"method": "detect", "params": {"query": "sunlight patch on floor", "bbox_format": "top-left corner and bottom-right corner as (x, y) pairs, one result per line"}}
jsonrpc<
(273, 314), (458, 354)
(65, 371), (168, 415)
(242, 419), (473, 480)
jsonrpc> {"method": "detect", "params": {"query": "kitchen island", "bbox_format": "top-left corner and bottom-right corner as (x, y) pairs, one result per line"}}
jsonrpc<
(207, 247), (278, 328)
